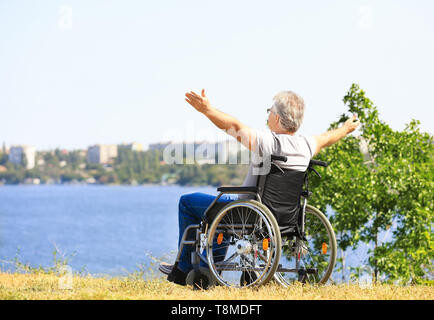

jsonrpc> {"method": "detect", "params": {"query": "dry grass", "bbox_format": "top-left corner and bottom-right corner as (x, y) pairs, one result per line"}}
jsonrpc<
(0, 272), (432, 300)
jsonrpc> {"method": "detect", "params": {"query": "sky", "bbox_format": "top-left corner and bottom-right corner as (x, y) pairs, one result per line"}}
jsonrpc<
(0, 0), (433, 151)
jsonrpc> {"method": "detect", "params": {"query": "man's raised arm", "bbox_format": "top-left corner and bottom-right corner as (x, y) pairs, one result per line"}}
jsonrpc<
(313, 115), (360, 156)
(185, 89), (257, 152)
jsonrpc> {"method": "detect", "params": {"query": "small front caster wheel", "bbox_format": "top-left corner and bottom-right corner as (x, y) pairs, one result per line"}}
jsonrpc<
(186, 267), (216, 290)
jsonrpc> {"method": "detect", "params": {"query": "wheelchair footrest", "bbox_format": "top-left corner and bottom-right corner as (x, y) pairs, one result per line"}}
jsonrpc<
(215, 262), (264, 272)
(297, 268), (318, 275)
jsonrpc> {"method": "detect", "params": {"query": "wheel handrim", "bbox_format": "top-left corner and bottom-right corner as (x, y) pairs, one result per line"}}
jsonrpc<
(206, 202), (280, 288)
(276, 206), (336, 286)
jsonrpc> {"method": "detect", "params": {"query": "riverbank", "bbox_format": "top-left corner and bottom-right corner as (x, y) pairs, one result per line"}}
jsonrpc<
(0, 272), (432, 300)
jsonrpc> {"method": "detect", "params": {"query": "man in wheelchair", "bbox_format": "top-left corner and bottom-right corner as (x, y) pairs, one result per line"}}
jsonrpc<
(159, 89), (360, 287)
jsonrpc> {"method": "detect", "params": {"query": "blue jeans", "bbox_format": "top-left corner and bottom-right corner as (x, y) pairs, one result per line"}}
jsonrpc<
(177, 192), (238, 273)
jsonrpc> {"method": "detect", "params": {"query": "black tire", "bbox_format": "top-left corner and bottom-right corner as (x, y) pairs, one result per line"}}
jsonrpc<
(185, 267), (216, 290)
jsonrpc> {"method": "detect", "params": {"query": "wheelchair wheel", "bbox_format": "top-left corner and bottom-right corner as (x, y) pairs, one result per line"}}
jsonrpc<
(206, 200), (281, 288)
(186, 267), (216, 290)
(274, 204), (337, 286)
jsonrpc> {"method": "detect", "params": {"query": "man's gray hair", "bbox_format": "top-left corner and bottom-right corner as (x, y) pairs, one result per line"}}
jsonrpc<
(273, 91), (305, 133)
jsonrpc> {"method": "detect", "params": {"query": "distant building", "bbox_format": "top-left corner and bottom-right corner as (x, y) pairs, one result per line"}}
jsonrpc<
(119, 142), (144, 152)
(8, 145), (36, 169)
(149, 142), (171, 151)
(87, 144), (118, 164)
(36, 158), (45, 166)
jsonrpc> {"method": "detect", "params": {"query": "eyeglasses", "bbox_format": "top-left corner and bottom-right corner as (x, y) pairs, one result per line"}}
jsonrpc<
(267, 107), (276, 114)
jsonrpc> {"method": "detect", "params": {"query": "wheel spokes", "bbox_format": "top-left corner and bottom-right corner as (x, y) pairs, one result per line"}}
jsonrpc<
(277, 208), (335, 285)
(207, 203), (279, 288)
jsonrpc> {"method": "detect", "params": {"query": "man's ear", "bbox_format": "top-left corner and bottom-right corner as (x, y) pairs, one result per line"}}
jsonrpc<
(274, 115), (281, 127)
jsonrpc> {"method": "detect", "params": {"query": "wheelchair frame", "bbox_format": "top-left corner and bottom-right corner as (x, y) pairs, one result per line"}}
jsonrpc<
(173, 156), (336, 288)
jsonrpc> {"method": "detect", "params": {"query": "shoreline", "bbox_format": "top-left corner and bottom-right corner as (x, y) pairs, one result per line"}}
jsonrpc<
(0, 182), (219, 188)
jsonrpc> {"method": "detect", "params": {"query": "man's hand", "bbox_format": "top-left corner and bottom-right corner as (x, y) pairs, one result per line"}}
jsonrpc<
(185, 89), (212, 114)
(184, 88), (257, 152)
(343, 114), (360, 134)
(313, 114), (360, 156)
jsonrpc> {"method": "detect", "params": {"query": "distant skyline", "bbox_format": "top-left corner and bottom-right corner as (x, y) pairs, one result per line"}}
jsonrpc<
(1, 1), (433, 150)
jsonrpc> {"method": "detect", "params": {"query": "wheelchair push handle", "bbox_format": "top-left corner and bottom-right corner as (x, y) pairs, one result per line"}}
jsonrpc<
(308, 159), (328, 179)
(309, 159), (328, 167)
(270, 154), (288, 162)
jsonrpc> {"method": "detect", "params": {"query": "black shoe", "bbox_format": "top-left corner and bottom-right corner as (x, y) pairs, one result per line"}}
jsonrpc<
(167, 265), (187, 286)
(159, 262), (174, 275)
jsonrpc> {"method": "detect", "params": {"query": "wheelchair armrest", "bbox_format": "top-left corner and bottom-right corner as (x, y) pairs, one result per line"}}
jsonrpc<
(216, 186), (258, 193)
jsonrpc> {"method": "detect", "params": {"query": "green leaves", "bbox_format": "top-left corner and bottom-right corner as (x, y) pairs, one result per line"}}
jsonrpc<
(312, 83), (433, 284)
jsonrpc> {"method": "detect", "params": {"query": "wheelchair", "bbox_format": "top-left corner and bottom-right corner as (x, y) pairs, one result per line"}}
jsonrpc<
(174, 154), (337, 289)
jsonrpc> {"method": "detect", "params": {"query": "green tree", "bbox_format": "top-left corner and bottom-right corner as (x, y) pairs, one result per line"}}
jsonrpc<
(310, 84), (433, 284)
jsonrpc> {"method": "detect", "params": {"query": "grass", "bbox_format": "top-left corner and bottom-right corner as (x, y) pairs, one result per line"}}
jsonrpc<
(1, 249), (432, 300)
(0, 272), (433, 300)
